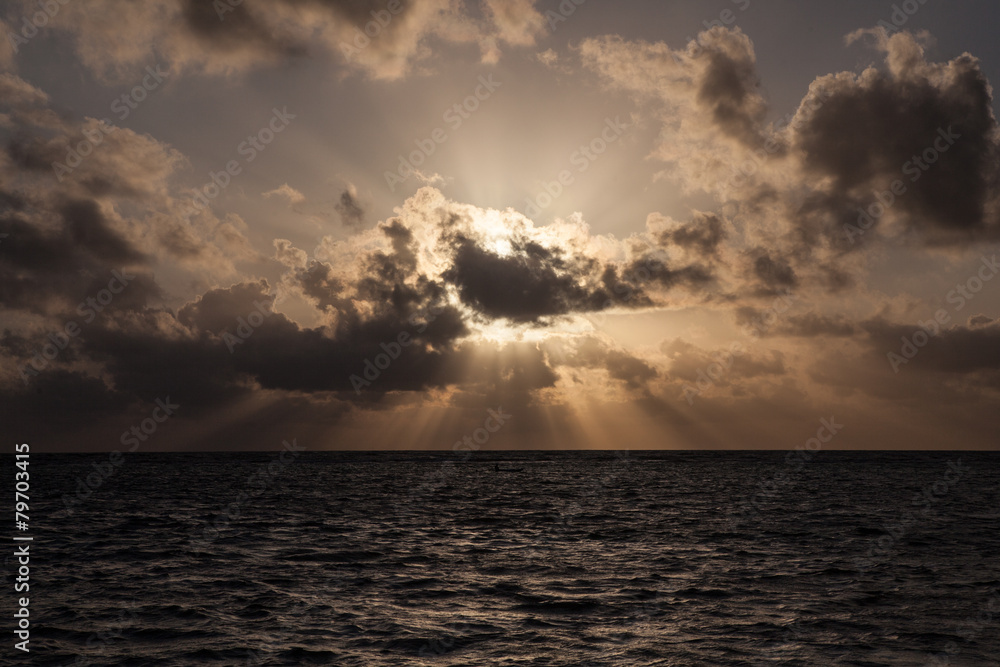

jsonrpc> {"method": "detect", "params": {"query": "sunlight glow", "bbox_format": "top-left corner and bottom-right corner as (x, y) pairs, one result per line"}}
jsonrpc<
(466, 314), (596, 345)
(473, 209), (517, 256)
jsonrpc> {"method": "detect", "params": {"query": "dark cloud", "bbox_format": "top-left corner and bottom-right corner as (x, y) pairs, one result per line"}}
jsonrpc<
(179, 0), (306, 58)
(156, 222), (210, 259)
(6, 135), (59, 172)
(802, 318), (1000, 413)
(284, 0), (412, 26)
(335, 189), (365, 229)
(775, 313), (859, 338)
(579, 27), (768, 192)
(556, 336), (658, 391)
(659, 212), (726, 258)
(62, 200), (147, 265)
(748, 250), (798, 292)
(178, 280), (274, 334)
(630, 256), (714, 291)
(664, 338), (786, 384)
(0, 369), (132, 426)
(295, 261), (349, 312)
(863, 318), (1000, 375)
(695, 34), (767, 147)
(211, 221), (472, 396)
(449, 341), (560, 406)
(443, 235), (605, 323)
(0, 194), (154, 314)
(0, 187), (28, 213)
(601, 349), (658, 390)
(440, 225), (717, 324)
(791, 31), (1000, 246)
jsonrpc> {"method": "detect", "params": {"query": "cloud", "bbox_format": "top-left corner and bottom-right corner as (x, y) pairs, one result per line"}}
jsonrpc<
(0, 19), (15, 71)
(0, 69), (259, 333)
(0, 187), (158, 316)
(335, 186), (365, 228)
(790, 29), (1000, 246)
(263, 183), (305, 205)
(479, 0), (547, 63)
(442, 234), (609, 323)
(739, 311), (860, 339)
(0, 369), (132, 427)
(655, 211), (727, 258)
(747, 249), (798, 293)
(558, 336), (659, 392)
(0, 71), (48, 108)
(788, 317), (1000, 429)
(435, 211), (715, 324)
(863, 318), (1000, 376)
(580, 28), (767, 192)
(273, 238), (308, 269)
(536, 48), (558, 67)
(413, 170), (448, 187)
(3, 24), (999, 450)
(663, 338), (786, 384)
(1, 145), (731, 444)
(21, 0), (548, 82)
(0, 69), (260, 294)
(584, 26), (1000, 265)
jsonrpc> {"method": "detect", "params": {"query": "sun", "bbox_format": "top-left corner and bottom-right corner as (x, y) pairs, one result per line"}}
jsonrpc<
(472, 208), (518, 257)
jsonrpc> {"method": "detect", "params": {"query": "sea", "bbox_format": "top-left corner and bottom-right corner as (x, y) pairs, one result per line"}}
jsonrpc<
(5, 451), (1000, 666)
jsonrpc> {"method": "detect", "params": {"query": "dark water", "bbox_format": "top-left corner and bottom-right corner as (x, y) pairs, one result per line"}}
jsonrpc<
(5, 451), (1000, 666)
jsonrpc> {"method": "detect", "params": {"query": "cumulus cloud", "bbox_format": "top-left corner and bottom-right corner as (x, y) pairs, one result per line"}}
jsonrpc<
(273, 238), (308, 269)
(0, 138), (728, 444)
(790, 30), (1000, 247)
(566, 23), (1000, 437)
(583, 26), (1000, 268)
(0, 69), (260, 293)
(368, 189), (722, 324)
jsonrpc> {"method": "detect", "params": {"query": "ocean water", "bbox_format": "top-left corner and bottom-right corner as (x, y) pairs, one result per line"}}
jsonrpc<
(7, 451), (1000, 666)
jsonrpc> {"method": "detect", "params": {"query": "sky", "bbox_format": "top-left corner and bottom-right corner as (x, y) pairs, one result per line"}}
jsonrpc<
(2, 0), (999, 451)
